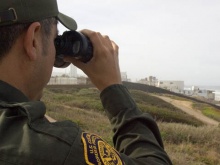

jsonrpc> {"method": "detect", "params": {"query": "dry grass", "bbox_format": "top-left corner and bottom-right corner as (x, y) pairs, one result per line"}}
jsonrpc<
(159, 123), (220, 165)
(45, 102), (113, 144)
(43, 86), (220, 165)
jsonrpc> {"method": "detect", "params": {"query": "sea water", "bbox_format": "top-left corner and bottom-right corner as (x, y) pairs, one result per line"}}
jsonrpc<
(199, 86), (220, 102)
(184, 85), (220, 101)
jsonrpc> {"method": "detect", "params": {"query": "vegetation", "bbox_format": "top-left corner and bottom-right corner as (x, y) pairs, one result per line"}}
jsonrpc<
(192, 103), (220, 122)
(161, 123), (220, 165)
(42, 85), (220, 165)
(130, 90), (204, 126)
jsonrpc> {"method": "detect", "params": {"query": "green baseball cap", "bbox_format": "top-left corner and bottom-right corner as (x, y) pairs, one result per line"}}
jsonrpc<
(0, 0), (77, 30)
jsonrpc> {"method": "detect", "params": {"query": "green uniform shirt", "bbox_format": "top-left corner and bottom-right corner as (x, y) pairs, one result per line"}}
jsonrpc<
(0, 80), (172, 165)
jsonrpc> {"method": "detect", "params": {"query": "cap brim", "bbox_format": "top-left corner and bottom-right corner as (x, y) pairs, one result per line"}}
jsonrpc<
(57, 12), (77, 31)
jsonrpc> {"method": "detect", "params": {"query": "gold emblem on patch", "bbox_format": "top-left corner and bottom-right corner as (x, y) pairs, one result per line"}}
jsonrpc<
(82, 132), (125, 165)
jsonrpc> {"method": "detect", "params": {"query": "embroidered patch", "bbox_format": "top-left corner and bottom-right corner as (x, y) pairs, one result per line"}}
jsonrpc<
(81, 132), (125, 165)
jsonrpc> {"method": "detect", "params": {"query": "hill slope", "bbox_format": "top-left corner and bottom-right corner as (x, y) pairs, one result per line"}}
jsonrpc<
(43, 82), (220, 165)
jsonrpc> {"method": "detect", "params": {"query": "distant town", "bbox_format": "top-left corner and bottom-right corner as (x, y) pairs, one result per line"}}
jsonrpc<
(49, 65), (220, 102)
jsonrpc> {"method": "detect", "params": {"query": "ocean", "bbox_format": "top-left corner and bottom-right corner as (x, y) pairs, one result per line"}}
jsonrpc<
(184, 86), (220, 102)
(185, 86), (220, 93)
(199, 86), (220, 93)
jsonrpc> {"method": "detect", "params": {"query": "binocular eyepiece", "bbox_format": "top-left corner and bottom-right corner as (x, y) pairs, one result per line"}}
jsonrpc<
(54, 31), (93, 68)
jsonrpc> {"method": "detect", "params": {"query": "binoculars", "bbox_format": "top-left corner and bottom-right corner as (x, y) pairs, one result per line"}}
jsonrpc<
(54, 31), (93, 68)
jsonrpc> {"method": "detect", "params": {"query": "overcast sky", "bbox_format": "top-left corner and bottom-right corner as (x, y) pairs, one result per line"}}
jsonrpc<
(55, 0), (220, 86)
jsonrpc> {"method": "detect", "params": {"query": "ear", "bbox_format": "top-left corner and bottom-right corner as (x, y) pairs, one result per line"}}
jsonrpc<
(23, 22), (42, 61)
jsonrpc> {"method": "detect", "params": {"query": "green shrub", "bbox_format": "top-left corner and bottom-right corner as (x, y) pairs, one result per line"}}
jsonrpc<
(193, 103), (220, 122)
(43, 86), (220, 165)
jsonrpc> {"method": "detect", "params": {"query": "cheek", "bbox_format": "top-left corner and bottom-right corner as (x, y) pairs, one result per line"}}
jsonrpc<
(51, 40), (56, 54)
(50, 43), (56, 64)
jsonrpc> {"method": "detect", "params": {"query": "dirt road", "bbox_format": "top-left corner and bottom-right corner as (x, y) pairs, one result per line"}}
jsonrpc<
(154, 95), (219, 126)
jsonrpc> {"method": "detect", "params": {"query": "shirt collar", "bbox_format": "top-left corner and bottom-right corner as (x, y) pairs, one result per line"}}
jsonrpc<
(0, 80), (29, 103)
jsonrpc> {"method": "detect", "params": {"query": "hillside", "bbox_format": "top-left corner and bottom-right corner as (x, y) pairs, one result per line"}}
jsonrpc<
(123, 81), (220, 109)
(155, 95), (219, 126)
(43, 82), (220, 165)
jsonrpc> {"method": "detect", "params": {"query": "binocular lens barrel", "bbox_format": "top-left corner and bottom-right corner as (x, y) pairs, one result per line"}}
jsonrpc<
(54, 31), (93, 68)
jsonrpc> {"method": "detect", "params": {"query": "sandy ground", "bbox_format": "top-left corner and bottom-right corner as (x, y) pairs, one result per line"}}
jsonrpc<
(45, 114), (57, 122)
(154, 95), (219, 126)
(45, 94), (219, 126)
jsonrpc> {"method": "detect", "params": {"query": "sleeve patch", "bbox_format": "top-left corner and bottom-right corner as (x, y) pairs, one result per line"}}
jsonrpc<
(81, 132), (125, 165)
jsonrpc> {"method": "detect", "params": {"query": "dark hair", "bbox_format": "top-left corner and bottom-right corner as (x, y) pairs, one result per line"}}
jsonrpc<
(0, 17), (57, 60)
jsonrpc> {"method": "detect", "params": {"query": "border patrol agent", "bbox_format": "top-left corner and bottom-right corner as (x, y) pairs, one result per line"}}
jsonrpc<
(0, 0), (172, 164)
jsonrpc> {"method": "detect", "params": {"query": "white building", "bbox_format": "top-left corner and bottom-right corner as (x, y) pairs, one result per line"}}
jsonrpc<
(184, 86), (215, 100)
(214, 92), (220, 101)
(48, 77), (77, 85)
(69, 65), (77, 77)
(121, 72), (128, 81)
(49, 71), (129, 85)
(51, 71), (66, 77)
(197, 89), (215, 100)
(157, 81), (184, 93)
(137, 76), (158, 86)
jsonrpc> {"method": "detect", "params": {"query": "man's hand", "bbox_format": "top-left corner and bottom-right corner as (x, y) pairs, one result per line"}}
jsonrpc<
(64, 29), (122, 91)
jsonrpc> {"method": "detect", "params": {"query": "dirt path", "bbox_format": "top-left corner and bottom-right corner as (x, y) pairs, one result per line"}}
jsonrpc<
(154, 95), (219, 126)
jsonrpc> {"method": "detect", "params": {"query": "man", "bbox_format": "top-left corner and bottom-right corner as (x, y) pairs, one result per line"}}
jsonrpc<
(0, 0), (172, 164)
